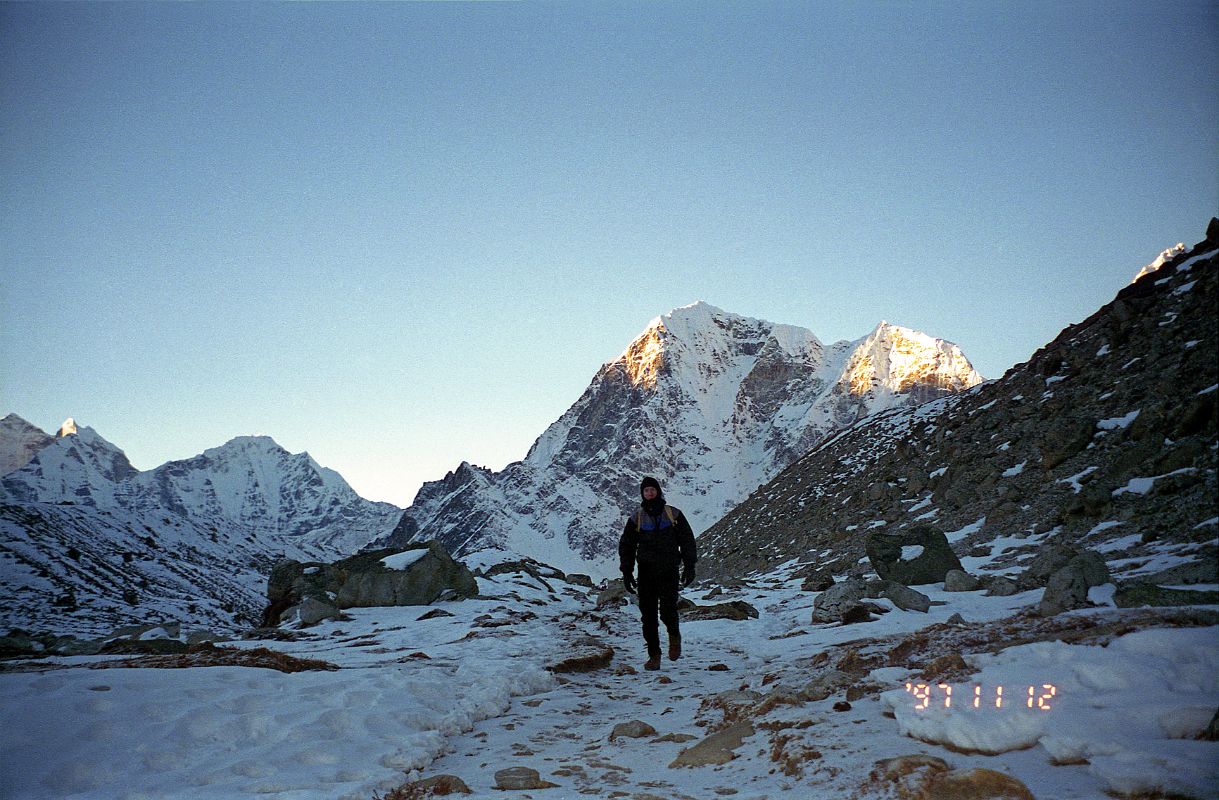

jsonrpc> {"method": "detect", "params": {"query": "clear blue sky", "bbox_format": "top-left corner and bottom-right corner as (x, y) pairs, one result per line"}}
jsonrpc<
(2, 1), (1216, 506)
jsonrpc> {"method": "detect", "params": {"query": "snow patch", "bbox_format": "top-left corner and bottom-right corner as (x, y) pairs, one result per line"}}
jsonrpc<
(381, 549), (430, 571)
(1097, 410), (1140, 431)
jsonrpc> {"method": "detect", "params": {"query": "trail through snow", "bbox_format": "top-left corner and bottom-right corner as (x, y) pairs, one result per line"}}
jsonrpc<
(1, 564), (1216, 799)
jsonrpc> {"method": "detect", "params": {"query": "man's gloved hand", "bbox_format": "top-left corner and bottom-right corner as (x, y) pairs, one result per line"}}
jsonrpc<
(622, 573), (637, 594)
(681, 563), (695, 588)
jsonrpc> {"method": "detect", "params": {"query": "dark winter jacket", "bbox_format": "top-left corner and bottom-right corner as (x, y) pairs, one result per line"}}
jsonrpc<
(619, 502), (697, 576)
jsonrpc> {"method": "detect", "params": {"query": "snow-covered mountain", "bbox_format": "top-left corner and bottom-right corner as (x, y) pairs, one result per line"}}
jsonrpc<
(376, 302), (981, 574)
(0, 422), (403, 634)
(0, 418), (138, 507)
(0, 414), (55, 476)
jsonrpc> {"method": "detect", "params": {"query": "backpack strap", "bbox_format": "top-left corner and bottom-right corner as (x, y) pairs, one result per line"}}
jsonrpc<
(663, 505), (677, 525)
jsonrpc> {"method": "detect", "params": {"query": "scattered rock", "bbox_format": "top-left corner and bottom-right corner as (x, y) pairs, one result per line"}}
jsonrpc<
(681, 600), (759, 621)
(811, 579), (868, 623)
(1020, 541), (1079, 588)
(653, 732), (698, 743)
(832, 700), (852, 712)
(1037, 564), (1090, 616)
(547, 636), (614, 673)
(668, 721), (755, 768)
(1037, 551), (1110, 617)
(840, 605), (877, 624)
(800, 570), (835, 593)
(944, 569), (980, 592)
(981, 575), (1019, 596)
(416, 608), (455, 621)
(397, 774), (472, 795)
(565, 573), (595, 589)
(493, 766), (560, 790)
(879, 581), (931, 612)
(923, 767), (1035, 799)
(920, 653), (969, 682)
(945, 612), (966, 625)
(609, 720), (657, 740)
(799, 668), (854, 702)
(863, 756), (1032, 800)
(708, 663), (730, 671)
(281, 596), (341, 627)
(597, 579), (630, 609)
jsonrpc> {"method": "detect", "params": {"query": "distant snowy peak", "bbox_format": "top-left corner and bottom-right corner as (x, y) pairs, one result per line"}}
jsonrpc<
(841, 322), (982, 397)
(0, 414), (55, 476)
(57, 417), (79, 438)
(0, 420), (137, 505)
(1133, 243), (1186, 283)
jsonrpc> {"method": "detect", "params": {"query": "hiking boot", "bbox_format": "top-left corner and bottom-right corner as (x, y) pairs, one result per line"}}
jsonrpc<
(668, 636), (681, 661)
(644, 655), (661, 671)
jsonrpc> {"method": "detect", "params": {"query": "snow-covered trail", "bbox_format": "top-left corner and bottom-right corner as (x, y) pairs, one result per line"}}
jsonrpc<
(2, 564), (1216, 800)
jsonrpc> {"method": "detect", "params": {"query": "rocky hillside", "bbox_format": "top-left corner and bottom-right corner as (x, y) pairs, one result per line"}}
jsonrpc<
(375, 302), (981, 573)
(699, 221), (1219, 585)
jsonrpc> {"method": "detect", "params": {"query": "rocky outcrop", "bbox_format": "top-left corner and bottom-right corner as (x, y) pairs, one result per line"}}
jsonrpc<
(262, 541), (477, 626)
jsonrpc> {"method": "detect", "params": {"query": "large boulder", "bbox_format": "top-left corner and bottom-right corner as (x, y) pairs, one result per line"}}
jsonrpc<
(944, 569), (980, 592)
(879, 581), (931, 613)
(262, 541), (478, 626)
(1019, 539), (1107, 590)
(811, 579), (867, 623)
(865, 525), (963, 586)
(1036, 553), (1109, 617)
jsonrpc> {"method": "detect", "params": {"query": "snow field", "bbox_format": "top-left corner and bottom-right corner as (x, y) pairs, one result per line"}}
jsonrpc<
(882, 626), (1219, 799)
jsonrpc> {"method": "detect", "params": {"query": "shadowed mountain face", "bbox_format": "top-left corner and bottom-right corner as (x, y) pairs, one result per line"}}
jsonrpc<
(698, 222), (1219, 585)
(376, 302), (981, 574)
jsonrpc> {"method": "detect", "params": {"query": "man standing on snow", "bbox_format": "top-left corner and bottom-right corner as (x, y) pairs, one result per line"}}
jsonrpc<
(619, 476), (697, 671)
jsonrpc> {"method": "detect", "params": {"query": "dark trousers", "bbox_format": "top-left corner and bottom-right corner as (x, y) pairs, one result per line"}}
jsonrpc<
(637, 567), (680, 657)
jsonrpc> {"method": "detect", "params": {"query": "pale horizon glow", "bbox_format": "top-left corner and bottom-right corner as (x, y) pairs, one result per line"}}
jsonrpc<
(2, 2), (1216, 507)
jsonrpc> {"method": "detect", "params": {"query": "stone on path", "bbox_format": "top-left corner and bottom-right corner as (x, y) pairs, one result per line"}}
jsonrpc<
(865, 755), (1034, 800)
(493, 766), (560, 790)
(546, 635), (614, 673)
(609, 720), (657, 740)
(668, 721), (756, 768)
(400, 774), (472, 795)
